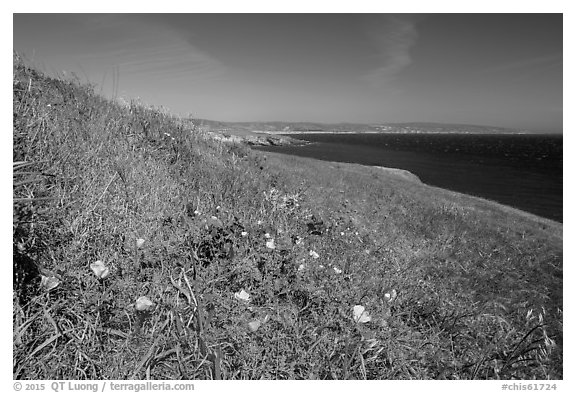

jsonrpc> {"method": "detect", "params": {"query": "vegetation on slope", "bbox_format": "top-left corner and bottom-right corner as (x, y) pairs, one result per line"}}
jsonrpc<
(13, 53), (562, 380)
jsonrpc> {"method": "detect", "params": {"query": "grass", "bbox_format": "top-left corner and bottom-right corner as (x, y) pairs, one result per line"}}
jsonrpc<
(13, 52), (562, 380)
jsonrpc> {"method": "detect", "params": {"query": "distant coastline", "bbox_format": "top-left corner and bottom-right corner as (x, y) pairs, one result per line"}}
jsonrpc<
(253, 130), (532, 135)
(192, 118), (556, 136)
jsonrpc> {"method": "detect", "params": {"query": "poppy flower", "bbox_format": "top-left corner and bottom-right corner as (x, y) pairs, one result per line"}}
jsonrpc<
(90, 260), (110, 279)
(41, 275), (60, 291)
(352, 305), (372, 323)
(384, 289), (397, 303)
(266, 239), (276, 249)
(247, 320), (261, 332)
(234, 289), (251, 302)
(135, 296), (154, 311)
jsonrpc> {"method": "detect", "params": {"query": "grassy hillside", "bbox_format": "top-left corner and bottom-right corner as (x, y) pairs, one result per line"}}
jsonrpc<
(13, 53), (562, 380)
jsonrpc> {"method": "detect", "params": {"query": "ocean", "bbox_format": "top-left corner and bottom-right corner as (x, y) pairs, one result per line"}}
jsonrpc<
(253, 133), (563, 222)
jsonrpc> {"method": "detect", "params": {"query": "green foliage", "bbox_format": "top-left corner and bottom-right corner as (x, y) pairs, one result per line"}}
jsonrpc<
(13, 53), (562, 380)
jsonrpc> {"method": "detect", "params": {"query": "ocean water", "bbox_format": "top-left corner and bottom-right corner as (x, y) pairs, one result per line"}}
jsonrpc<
(254, 133), (563, 222)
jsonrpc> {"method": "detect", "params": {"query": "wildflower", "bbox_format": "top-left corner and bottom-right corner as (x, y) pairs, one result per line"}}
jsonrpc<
(90, 260), (110, 279)
(136, 238), (145, 249)
(333, 267), (343, 274)
(135, 296), (154, 312)
(247, 320), (261, 332)
(294, 236), (303, 245)
(318, 265), (324, 269)
(309, 250), (319, 259)
(194, 210), (201, 216)
(210, 216), (223, 227)
(264, 233), (271, 239)
(41, 275), (60, 291)
(134, 296), (154, 335)
(384, 289), (397, 303)
(241, 231), (248, 237)
(257, 220), (263, 225)
(266, 239), (276, 249)
(234, 289), (251, 302)
(298, 263), (305, 271)
(352, 305), (372, 323)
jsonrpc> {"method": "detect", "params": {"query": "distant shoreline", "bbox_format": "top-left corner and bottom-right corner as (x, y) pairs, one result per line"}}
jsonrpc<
(253, 130), (539, 135)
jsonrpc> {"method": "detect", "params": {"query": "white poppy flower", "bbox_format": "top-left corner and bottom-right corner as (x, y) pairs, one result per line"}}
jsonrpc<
(241, 231), (248, 237)
(90, 260), (110, 279)
(135, 296), (154, 311)
(352, 305), (372, 323)
(265, 239), (276, 249)
(384, 289), (397, 303)
(136, 238), (145, 249)
(234, 289), (251, 302)
(247, 320), (261, 332)
(309, 250), (319, 259)
(41, 275), (60, 291)
(333, 267), (342, 274)
(298, 264), (305, 271)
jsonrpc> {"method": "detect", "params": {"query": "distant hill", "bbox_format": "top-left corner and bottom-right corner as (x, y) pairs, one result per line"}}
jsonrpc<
(190, 119), (526, 134)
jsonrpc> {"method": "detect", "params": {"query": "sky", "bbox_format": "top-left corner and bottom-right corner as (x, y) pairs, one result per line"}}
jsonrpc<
(13, 13), (563, 132)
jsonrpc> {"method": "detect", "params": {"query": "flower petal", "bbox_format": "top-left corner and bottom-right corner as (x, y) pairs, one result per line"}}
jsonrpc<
(90, 260), (110, 279)
(135, 296), (154, 311)
(352, 305), (372, 323)
(247, 320), (261, 332)
(234, 289), (251, 302)
(41, 275), (60, 291)
(384, 289), (397, 303)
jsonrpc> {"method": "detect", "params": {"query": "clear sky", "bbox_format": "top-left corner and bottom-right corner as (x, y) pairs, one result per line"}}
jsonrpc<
(13, 13), (563, 132)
